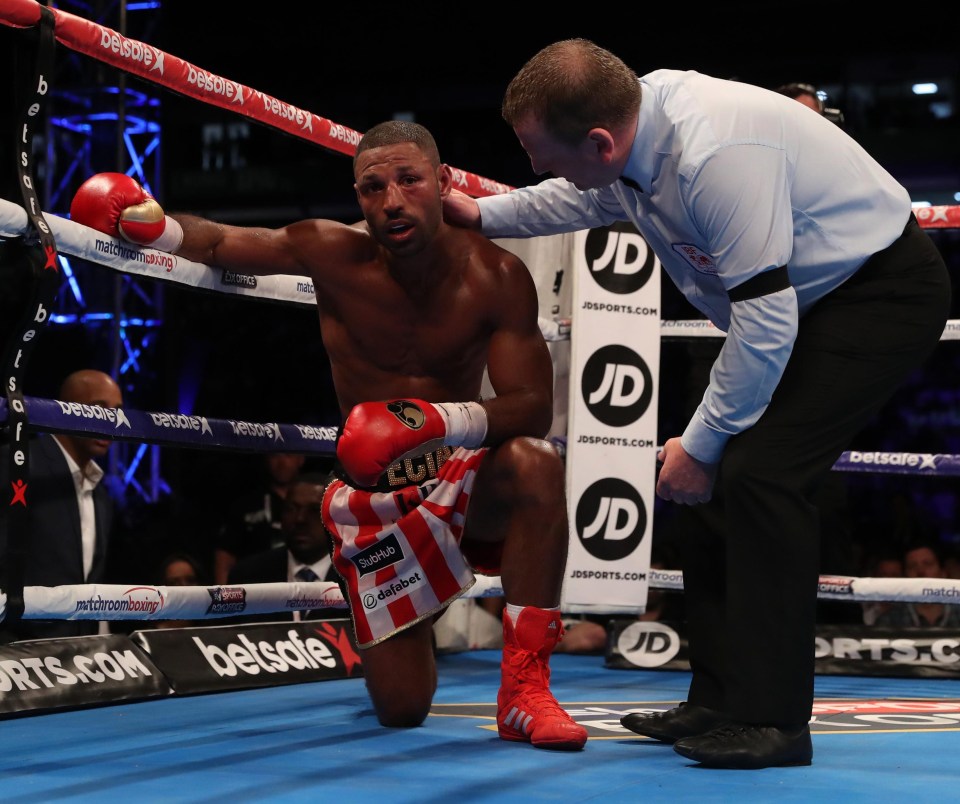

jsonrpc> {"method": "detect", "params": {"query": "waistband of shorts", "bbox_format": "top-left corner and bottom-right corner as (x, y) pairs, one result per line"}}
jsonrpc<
(334, 446), (454, 493)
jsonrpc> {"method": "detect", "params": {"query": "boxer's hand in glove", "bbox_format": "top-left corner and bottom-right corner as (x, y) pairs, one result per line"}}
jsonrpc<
(337, 399), (487, 487)
(70, 172), (183, 251)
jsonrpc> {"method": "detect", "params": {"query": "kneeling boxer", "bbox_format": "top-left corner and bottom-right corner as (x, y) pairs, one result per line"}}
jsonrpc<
(70, 120), (587, 751)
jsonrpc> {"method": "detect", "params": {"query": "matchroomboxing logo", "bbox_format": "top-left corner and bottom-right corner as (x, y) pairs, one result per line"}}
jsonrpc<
(285, 589), (344, 610)
(583, 223), (657, 295)
(575, 478), (647, 561)
(74, 586), (165, 616)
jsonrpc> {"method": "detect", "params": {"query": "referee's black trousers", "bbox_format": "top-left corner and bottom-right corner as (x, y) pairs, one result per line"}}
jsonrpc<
(676, 216), (951, 727)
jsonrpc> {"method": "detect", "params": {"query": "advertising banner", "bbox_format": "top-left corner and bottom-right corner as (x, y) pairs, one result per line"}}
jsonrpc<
(563, 223), (661, 614)
(131, 618), (362, 694)
(0, 634), (172, 716)
(606, 620), (960, 678)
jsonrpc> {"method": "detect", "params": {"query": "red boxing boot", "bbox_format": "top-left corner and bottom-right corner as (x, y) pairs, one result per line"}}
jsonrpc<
(497, 607), (588, 750)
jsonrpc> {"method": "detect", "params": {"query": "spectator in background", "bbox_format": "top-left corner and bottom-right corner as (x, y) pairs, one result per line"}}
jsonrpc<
(154, 551), (207, 630)
(943, 546), (960, 580)
(212, 451), (305, 584)
(774, 81), (845, 127)
(226, 473), (342, 624)
(774, 82), (823, 114)
(874, 538), (960, 628)
(0, 369), (123, 641)
(860, 545), (905, 625)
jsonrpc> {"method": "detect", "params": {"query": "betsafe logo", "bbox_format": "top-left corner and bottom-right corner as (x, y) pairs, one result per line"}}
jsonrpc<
(583, 223), (657, 295)
(575, 477), (647, 561)
(581, 344), (653, 426)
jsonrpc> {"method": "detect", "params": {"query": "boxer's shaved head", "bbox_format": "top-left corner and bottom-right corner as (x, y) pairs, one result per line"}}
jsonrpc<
(354, 121), (441, 170)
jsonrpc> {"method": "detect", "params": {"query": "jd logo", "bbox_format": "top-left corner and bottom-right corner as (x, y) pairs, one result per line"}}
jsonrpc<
(576, 478), (646, 561)
(583, 223), (657, 295)
(618, 621), (681, 668)
(581, 345), (653, 426)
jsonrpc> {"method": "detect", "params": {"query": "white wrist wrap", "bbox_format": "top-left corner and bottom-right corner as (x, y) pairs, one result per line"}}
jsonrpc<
(436, 402), (488, 449)
(149, 216), (183, 252)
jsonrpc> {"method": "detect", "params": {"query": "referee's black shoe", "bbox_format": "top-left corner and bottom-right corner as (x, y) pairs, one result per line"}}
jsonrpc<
(620, 702), (730, 744)
(673, 723), (813, 769)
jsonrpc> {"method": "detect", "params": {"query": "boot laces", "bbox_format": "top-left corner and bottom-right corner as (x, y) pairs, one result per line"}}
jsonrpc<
(504, 647), (564, 716)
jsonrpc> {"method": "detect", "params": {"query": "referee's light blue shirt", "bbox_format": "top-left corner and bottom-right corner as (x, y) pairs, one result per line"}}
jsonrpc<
(479, 69), (912, 463)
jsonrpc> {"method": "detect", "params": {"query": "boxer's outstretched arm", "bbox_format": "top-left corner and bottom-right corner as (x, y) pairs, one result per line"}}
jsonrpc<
(171, 214), (353, 278)
(70, 172), (364, 279)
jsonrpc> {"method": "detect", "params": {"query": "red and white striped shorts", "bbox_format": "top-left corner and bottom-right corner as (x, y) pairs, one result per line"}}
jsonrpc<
(322, 446), (491, 648)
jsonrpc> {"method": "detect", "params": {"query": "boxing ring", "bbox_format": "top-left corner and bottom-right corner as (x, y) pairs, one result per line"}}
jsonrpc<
(2, 2), (960, 799)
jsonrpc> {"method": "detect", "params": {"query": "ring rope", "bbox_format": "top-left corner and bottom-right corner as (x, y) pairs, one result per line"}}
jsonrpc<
(2, 570), (958, 627)
(0, 574), (508, 624)
(0, 200), (572, 343)
(1, 199), (958, 343)
(0, 0), (511, 199)
(0, 395), (337, 455)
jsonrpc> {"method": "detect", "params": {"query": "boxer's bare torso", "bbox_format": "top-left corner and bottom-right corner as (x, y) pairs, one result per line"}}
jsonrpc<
(173, 140), (553, 434)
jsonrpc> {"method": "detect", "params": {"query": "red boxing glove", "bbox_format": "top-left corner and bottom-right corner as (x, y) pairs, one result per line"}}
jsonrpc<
(70, 172), (183, 251)
(337, 399), (487, 488)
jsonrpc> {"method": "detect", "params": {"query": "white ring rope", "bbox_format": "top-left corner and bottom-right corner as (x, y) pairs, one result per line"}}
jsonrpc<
(0, 575), (508, 624)
(0, 200), (571, 343)
(2, 198), (957, 347)
(3, 571), (960, 625)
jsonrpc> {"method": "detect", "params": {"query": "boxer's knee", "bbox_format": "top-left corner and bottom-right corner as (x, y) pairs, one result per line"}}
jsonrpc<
(371, 691), (432, 728)
(362, 623), (436, 727)
(485, 436), (565, 505)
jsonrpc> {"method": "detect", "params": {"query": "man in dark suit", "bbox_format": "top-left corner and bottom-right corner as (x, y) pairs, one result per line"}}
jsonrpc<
(0, 369), (124, 641)
(227, 472), (342, 623)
